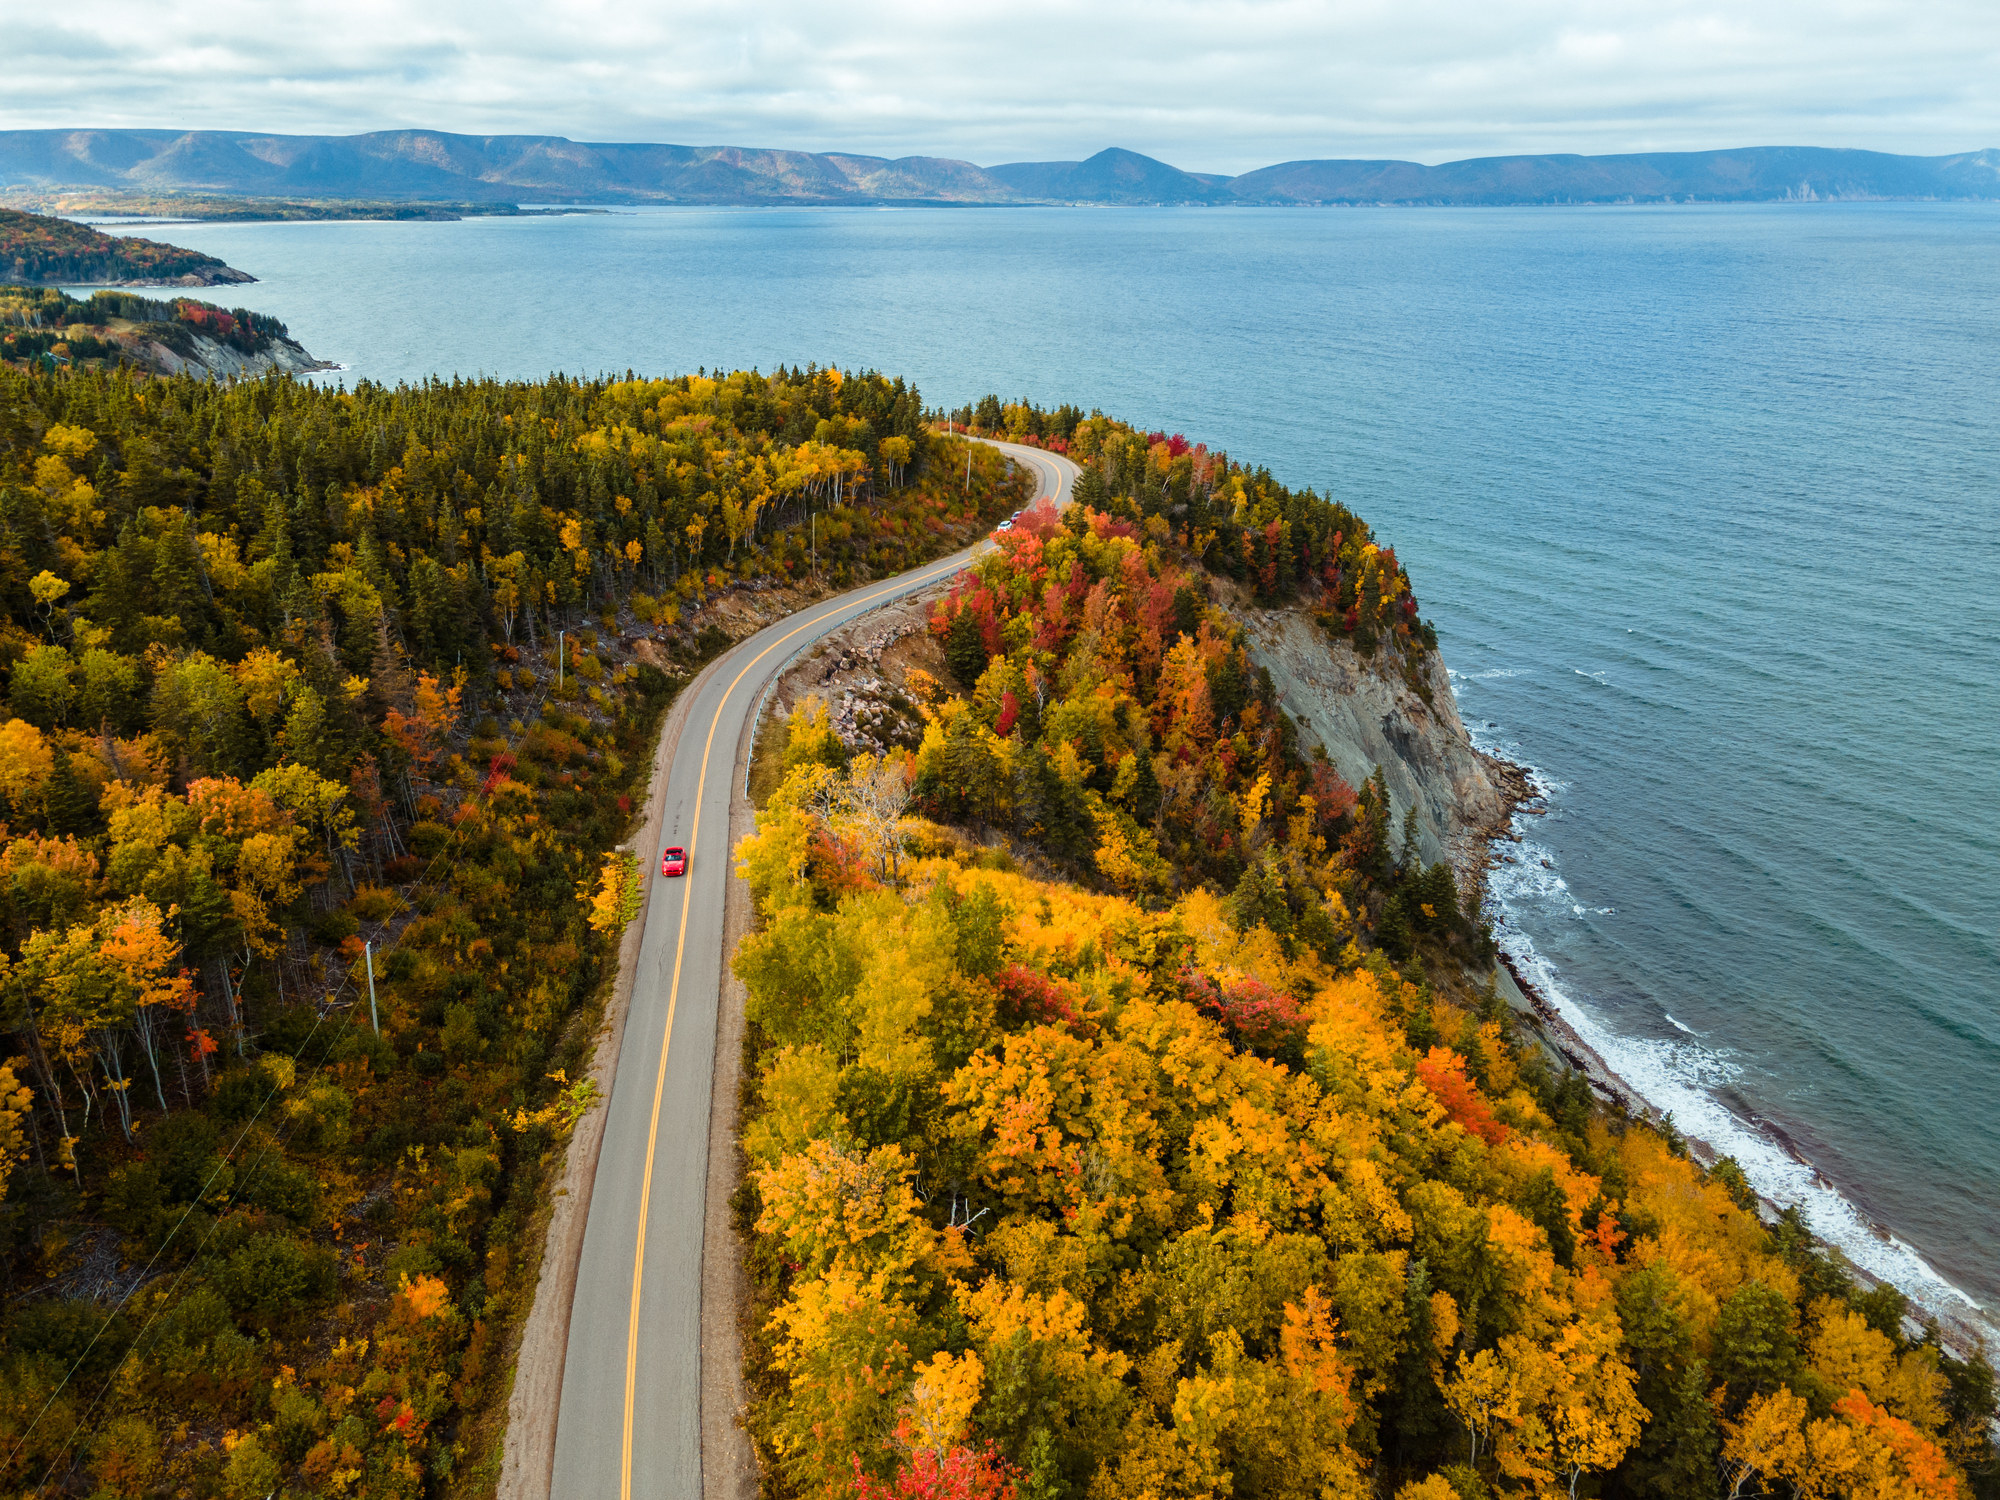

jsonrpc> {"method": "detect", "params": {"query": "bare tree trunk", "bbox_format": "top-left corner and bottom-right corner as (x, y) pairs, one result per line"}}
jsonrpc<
(24, 1031), (81, 1188)
(174, 1018), (196, 1106)
(94, 1035), (134, 1140)
(218, 957), (247, 1057)
(133, 1006), (170, 1113)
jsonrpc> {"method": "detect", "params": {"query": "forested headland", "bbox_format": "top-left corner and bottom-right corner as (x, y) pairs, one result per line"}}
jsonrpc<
(0, 209), (252, 290)
(2, 286), (306, 377)
(729, 402), (2000, 1499)
(0, 360), (1020, 1496)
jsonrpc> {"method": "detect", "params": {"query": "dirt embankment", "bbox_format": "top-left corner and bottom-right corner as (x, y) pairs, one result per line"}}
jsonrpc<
(763, 585), (951, 755)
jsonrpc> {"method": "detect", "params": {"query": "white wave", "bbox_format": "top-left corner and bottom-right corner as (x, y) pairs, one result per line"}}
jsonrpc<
(1573, 667), (1609, 685)
(1666, 1013), (1699, 1036)
(1480, 750), (1996, 1337)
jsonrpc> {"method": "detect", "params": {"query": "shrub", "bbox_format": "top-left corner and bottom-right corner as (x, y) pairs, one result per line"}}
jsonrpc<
(218, 1233), (337, 1333)
(346, 884), (407, 922)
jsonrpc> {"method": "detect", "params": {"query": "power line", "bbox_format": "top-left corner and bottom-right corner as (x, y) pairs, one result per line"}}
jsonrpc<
(10, 627), (627, 1490)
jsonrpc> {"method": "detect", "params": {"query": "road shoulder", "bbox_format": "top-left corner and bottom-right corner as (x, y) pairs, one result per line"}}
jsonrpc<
(699, 701), (766, 1500)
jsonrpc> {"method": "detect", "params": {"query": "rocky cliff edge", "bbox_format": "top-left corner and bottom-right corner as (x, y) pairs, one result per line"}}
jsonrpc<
(1237, 606), (1518, 887)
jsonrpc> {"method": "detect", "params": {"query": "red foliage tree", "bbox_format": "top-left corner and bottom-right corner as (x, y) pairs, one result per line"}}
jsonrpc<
(993, 964), (1084, 1033)
(1416, 1046), (1508, 1145)
(852, 1444), (1018, 1500)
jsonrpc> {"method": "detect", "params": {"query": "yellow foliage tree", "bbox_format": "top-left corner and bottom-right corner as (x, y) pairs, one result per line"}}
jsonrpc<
(0, 1059), (31, 1206)
(1723, 1384), (1962, 1500)
(579, 849), (642, 935)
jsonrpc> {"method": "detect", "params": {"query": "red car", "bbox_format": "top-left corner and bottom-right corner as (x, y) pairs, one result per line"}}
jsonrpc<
(661, 846), (687, 878)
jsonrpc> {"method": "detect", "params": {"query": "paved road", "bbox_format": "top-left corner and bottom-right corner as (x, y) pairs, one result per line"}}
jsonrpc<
(551, 440), (1078, 1498)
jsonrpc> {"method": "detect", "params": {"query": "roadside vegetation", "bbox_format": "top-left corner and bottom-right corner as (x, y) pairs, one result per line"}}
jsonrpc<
(731, 416), (1999, 1499)
(0, 359), (1018, 1496)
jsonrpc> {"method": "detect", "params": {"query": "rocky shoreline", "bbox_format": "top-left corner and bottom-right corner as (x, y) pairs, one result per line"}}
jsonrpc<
(1464, 712), (1998, 1355)
(1465, 752), (1652, 1112)
(135, 327), (337, 378)
(48, 266), (256, 288)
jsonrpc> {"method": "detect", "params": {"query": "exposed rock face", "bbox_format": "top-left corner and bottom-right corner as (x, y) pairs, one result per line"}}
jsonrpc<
(76, 267), (256, 289)
(769, 585), (947, 756)
(1237, 608), (1509, 880)
(129, 329), (335, 378)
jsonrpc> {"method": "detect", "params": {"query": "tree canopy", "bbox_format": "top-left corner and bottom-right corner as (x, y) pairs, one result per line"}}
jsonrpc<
(0, 357), (1021, 1496)
(732, 469), (1994, 1499)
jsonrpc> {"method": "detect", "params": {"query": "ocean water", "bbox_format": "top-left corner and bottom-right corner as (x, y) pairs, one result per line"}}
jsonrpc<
(121, 203), (2000, 1326)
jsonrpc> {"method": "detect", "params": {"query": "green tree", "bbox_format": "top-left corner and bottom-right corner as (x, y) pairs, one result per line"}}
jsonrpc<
(1714, 1281), (1801, 1413)
(946, 606), (990, 687)
(10, 643), (76, 727)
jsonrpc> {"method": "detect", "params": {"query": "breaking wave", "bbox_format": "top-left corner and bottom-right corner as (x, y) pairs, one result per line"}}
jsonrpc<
(1463, 703), (1995, 1340)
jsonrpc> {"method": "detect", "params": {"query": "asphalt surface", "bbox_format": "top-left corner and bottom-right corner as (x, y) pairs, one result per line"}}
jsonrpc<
(551, 440), (1078, 1498)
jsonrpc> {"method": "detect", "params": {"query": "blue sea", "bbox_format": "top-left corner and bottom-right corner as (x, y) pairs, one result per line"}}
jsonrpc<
(118, 202), (2000, 1327)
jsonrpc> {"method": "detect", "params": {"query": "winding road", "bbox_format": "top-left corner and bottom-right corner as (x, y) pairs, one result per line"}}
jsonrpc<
(549, 440), (1078, 1498)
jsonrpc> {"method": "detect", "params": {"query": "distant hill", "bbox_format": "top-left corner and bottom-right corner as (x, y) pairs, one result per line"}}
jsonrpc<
(0, 206), (252, 286)
(3, 129), (1997, 207)
(986, 147), (1227, 203)
(0, 129), (1022, 206)
(1226, 146), (2000, 204)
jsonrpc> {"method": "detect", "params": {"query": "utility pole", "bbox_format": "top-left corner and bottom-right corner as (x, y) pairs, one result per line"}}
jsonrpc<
(557, 630), (565, 689)
(964, 444), (972, 494)
(366, 941), (380, 1037)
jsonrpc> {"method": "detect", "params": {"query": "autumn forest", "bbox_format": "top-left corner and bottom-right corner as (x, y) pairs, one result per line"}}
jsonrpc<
(0, 359), (1019, 1496)
(0, 357), (1991, 1500)
(730, 407), (1999, 1500)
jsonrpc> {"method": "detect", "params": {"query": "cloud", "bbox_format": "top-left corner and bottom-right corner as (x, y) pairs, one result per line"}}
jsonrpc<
(2, 0), (1996, 170)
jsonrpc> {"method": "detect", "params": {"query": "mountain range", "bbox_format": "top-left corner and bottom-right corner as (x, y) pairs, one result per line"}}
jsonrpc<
(4, 129), (1999, 207)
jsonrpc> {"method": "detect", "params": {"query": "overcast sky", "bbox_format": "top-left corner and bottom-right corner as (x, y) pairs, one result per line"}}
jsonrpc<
(4, 0), (1997, 172)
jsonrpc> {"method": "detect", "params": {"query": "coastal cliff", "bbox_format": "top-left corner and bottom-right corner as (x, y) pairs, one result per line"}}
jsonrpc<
(1238, 604), (1514, 879)
(724, 439), (1998, 1497)
(125, 324), (333, 378)
(2, 284), (332, 377)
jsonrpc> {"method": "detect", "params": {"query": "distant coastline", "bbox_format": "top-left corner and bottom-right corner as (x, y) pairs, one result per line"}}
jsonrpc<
(1, 188), (605, 225)
(3, 128), (1997, 208)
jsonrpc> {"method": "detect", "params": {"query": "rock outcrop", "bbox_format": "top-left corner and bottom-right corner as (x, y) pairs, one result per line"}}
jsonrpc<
(126, 328), (335, 379)
(1237, 608), (1511, 881)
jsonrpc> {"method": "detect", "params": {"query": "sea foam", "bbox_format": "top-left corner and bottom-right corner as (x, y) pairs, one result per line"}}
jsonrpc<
(1462, 690), (1997, 1343)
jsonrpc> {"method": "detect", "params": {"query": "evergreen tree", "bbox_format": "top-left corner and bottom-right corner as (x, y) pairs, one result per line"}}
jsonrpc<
(42, 746), (95, 837)
(1713, 1281), (1801, 1412)
(945, 607), (989, 687)
(1614, 1264), (1720, 1498)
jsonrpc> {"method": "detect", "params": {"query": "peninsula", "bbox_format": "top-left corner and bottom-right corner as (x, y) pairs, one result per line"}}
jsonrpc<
(1, 283), (330, 377)
(0, 205), (253, 287)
